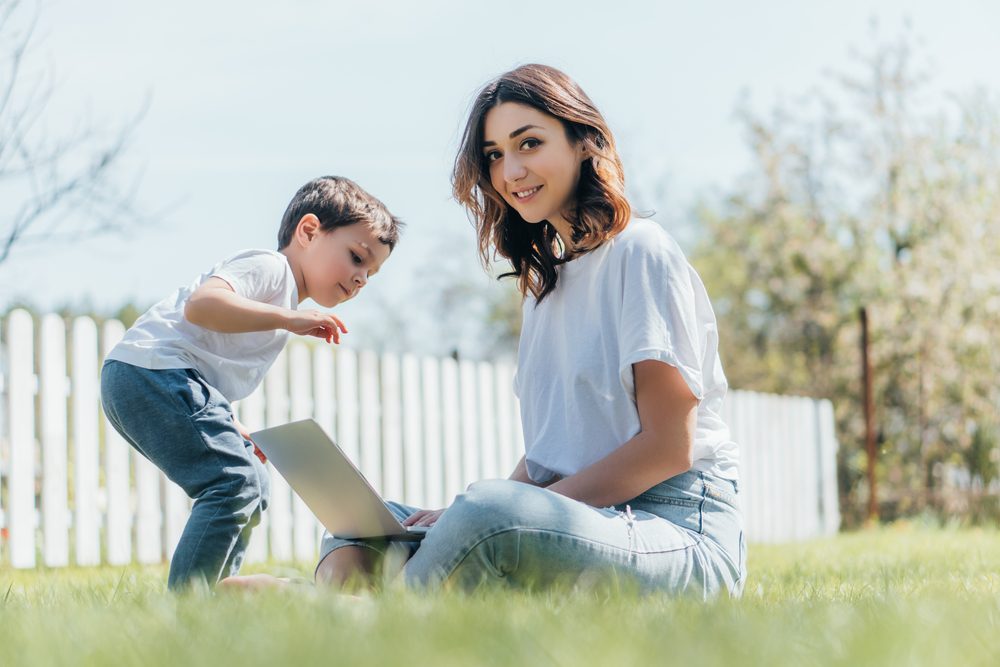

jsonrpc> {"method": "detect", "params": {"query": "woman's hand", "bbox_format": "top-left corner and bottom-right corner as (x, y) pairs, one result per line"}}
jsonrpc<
(402, 508), (446, 528)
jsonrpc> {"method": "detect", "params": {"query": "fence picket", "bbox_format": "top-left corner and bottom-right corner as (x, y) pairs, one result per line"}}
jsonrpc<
(335, 348), (359, 463)
(289, 343), (319, 562)
(380, 353), (404, 502)
(237, 385), (268, 563)
(265, 349), (293, 561)
(477, 363), (498, 480)
(459, 360), (479, 489)
(134, 447), (162, 565)
(440, 357), (462, 502)
(163, 477), (189, 561)
(311, 345), (336, 546)
(494, 362), (515, 477)
(359, 350), (382, 492)
(8, 310), (36, 568)
(817, 400), (841, 535)
(40, 314), (69, 567)
(401, 354), (424, 507)
(421, 357), (443, 509)
(72, 317), (101, 566)
(101, 320), (132, 565)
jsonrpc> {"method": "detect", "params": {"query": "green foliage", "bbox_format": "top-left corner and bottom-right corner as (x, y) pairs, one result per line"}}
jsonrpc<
(1, 528), (998, 666)
(692, 28), (1000, 524)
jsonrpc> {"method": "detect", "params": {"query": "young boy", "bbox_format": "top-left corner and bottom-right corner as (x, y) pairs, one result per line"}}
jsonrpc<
(101, 176), (402, 590)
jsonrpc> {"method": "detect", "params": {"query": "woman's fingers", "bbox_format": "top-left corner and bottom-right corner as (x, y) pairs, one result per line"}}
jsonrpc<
(403, 509), (444, 527)
(403, 509), (443, 527)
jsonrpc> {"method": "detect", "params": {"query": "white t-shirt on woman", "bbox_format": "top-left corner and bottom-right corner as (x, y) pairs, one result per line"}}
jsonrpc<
(515, 218), (739, 484)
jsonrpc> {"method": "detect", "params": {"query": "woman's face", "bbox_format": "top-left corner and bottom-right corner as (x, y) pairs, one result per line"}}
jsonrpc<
(482, 102), (586, 236)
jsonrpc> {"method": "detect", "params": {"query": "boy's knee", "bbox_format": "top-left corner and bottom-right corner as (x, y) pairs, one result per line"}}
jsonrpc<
(221, 465), (266, 522)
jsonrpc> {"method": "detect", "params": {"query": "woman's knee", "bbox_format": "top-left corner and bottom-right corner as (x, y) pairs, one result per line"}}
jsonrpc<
(441, 479), (545, 534)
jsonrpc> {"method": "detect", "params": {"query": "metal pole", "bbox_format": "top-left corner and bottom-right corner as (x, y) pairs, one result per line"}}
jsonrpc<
(860, 306), (878, 522)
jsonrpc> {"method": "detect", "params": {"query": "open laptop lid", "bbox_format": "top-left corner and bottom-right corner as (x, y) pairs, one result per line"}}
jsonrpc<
(250, 419), (423, 540)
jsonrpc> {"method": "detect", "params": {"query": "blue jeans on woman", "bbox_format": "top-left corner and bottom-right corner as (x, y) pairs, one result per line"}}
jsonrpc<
(101, 360), (269, 590)
(319, 470), (745, 598)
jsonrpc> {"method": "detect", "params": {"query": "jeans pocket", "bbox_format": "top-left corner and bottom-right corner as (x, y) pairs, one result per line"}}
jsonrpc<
(179, 369), (221, 420)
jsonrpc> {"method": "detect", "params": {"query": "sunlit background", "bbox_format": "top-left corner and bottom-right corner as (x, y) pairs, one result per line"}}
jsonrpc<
(3, 0), (999, 525)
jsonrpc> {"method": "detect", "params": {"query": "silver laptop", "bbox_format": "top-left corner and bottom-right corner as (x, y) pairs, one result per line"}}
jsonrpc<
(250, 418), (427, 541)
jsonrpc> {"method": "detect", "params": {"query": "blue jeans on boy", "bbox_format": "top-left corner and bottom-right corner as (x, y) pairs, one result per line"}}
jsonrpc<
(319, 471), (745, 598)
(101, 360), (269, 590)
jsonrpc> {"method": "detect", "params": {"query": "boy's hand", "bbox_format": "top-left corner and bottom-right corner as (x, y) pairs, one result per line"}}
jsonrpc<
(234, 417), (267, 464)
(283, 310), (348, 344)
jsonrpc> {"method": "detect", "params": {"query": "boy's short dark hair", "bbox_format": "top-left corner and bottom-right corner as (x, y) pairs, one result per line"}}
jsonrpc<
(277, 176), (403, 250)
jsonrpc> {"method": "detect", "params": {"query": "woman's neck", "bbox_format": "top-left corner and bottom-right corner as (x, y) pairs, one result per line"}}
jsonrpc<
(547, 214), (575, 255)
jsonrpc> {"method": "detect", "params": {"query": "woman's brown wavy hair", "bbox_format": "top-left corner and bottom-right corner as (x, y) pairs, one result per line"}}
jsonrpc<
(453, 64), (631, 302)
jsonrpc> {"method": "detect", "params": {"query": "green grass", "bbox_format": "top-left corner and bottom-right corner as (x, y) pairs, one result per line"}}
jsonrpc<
(2, 525), (999, 666)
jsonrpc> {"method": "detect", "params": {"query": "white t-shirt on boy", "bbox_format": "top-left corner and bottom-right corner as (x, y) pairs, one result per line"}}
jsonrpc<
(107, 249), (298, 402)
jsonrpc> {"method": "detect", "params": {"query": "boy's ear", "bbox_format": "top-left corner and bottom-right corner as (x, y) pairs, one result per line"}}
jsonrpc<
(295, 214), (321, 246)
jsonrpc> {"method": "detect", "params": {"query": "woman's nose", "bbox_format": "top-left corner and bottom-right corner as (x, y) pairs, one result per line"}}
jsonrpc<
(504, 155), (527, 182)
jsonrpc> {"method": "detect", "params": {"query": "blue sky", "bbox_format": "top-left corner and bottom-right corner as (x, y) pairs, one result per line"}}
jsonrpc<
(2, 0), (997, 355)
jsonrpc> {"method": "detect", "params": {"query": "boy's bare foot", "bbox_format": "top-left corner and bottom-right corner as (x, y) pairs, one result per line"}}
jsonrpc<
(218, 573), (294, 590)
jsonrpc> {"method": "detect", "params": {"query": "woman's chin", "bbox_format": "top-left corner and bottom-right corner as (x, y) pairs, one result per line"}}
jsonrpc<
(516, 211), (547, 224)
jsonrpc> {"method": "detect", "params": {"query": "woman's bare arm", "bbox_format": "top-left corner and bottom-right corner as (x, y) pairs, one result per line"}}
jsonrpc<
(546, 359), (698, 507)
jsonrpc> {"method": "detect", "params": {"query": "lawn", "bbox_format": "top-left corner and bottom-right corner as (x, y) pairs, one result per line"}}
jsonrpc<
(1, 525), (998, 666)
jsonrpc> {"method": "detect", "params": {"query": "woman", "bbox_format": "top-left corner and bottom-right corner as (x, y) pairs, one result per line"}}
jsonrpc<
(226, 64), (744, 598)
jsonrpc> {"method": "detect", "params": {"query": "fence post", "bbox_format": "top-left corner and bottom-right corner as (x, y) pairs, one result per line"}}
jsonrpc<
(8, 309), (37, 568)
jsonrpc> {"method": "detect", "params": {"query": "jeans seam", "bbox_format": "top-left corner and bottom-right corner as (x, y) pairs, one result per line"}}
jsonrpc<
(697, 472), (707, 534)
(438, 525), (704, 582)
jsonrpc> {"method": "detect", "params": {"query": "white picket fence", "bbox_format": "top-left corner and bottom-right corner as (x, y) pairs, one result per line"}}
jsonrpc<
(0, 310), (839, 569)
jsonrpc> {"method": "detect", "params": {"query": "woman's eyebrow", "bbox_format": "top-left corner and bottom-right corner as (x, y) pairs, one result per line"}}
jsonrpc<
(483, 124), (544, 147)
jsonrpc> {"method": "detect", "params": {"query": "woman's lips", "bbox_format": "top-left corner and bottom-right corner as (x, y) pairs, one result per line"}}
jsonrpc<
(512, 185), (542, 203)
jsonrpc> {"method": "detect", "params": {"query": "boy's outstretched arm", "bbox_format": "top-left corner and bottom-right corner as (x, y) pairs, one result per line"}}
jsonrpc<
(185, 277), (347, 343)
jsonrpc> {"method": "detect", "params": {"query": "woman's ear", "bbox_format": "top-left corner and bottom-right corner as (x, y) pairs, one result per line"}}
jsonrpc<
(295, 214), (321, 246)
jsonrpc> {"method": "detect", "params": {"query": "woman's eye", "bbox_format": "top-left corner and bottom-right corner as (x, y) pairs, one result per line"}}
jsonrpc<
(521, 138), (541, 150)
(485, 150), (502, 162)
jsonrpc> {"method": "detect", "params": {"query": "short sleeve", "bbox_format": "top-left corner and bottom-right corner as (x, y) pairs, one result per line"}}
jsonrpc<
(212, 251), (288, 303)
(617, 231), (706, 402)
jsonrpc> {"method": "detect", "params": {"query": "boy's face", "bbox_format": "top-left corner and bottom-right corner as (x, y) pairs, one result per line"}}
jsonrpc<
(299, 220), (391, 307)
